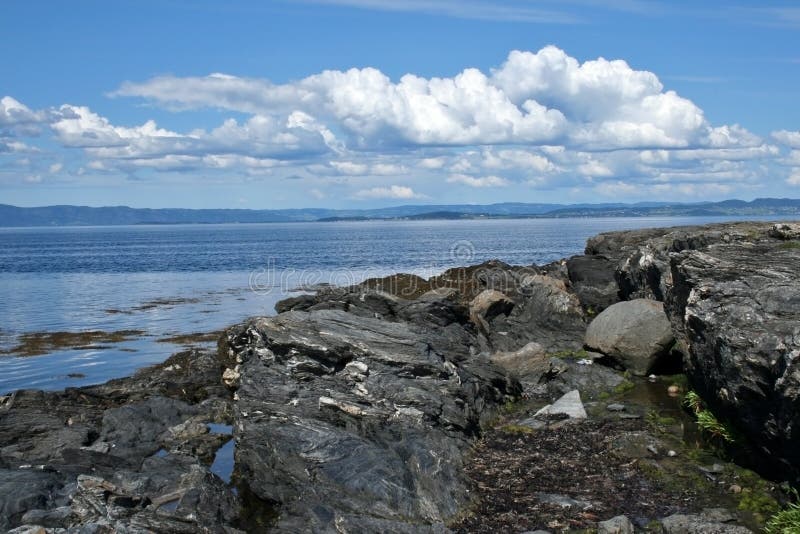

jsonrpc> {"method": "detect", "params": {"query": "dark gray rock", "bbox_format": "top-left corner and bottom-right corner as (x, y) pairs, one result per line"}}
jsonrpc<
(486, 273), (586, 353)
(21, 505), (73, 528)
(0, 470), (61, 531)
(566, 254), (620, 313)
(666, 241), (800, 481)
(224, 306), (520, 531)
(585, 299), (675, 376)
(100, 396), (199, 460)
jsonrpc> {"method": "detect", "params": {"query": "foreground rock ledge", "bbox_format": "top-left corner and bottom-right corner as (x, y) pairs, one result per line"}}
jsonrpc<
(223, 304), (520, 532)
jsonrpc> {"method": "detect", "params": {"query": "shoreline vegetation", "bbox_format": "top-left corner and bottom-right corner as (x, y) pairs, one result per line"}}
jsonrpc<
(1, 197), (800, 227)
(1, 220), (799, 532)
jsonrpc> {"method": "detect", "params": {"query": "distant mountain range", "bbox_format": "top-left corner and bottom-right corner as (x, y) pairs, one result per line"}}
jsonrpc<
(1, 198), (799, 227)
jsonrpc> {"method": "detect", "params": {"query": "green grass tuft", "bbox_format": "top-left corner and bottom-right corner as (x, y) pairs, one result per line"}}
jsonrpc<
(683, 390), (735, 444)
(683, 390), (703, 414)
(764, 501), (800, 533)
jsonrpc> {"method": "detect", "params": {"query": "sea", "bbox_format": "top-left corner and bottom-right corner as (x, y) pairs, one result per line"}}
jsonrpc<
(0, 216), (791, 393)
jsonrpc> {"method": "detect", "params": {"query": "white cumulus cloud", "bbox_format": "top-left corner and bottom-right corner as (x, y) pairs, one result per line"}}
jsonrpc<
(447, 173), (510, 187)
(354, 185), (423, 199)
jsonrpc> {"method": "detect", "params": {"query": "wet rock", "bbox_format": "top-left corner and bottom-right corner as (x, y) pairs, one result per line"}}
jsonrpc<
(0, 349), (236, 532)
(100, 396), (200, 460)
(597, 514), (634, 534)
(584, 299), (675, 376)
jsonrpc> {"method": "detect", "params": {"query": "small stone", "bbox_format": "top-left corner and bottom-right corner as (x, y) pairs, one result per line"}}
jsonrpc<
(606, 403), (626, 412)
(667, 450), (677, 457)
(222, 366), (240, 388)
(647, 444), (659, 455)
(729, 484), (742, 494)
(667, 385), (681, 396)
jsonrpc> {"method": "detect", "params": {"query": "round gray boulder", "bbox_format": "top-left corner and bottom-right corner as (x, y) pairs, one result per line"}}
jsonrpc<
(584, 299), (674, 376)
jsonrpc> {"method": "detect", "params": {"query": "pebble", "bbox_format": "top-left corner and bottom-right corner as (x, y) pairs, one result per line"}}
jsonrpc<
(606, 403), (626, 412)
(729, 484), (742, 494)
(667, 450), (677, 457)
(667, 385), (681, 396)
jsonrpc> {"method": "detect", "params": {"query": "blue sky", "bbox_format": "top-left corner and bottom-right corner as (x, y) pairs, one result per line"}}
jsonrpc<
(1, 0), (799, 208)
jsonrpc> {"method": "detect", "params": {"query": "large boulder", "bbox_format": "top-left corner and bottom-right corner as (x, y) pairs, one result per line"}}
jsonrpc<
(584, 299), (674, 376)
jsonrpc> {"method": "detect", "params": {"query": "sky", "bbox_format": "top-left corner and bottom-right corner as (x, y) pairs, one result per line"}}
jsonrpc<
(1, 1), (800, 209)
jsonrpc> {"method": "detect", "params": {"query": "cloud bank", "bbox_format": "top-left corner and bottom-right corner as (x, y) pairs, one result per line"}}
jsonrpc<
(2, 46), (798, 201)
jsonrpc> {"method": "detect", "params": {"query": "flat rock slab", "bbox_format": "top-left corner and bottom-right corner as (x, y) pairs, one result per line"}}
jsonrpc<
(535, 390), (587, 419)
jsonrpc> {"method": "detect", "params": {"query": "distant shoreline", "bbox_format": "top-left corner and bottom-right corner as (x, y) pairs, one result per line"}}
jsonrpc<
(1, 198), (800, 227)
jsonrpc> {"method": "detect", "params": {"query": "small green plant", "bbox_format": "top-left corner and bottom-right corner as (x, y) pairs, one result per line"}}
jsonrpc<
(683, 390), (703, 414)
(683, 390), (735, 444)
(613, 379), (635, 395)
(695, 410), (734, 443)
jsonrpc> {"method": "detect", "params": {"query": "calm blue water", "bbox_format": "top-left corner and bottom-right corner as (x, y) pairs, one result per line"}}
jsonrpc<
(0, 216), (791, 393)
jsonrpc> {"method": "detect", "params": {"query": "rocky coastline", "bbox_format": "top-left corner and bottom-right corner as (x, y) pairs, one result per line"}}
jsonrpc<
(1, 221), (799, 533)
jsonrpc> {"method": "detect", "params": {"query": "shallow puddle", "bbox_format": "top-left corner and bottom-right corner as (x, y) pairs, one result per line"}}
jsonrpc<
(209, 423), (235, 484)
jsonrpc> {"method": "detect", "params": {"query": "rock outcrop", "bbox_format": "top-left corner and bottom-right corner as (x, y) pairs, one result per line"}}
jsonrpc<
(587, 221), (800, 482)
(222, 291), (520, 531)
